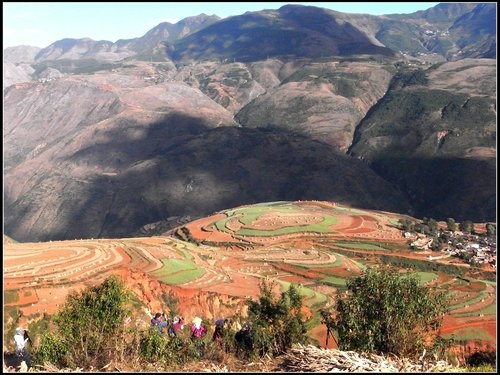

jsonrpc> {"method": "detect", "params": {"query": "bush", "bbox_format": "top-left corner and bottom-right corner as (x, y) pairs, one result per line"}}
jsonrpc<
(246, 280), (309, 357)
(331, 267), (450, 358)
(33, 333), (72, 368)
(33, 275), (131, 369)
(139, 329), (171, 363)
(138, 323), (213, 366)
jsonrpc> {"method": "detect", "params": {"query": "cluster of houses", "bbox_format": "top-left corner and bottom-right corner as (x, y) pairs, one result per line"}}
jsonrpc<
(404, 230), (496, 269)
(441, 232), (496, 268)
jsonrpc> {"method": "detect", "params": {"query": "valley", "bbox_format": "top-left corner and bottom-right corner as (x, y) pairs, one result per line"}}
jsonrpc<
(3, 3), (496, 368)
(4, 201), (496, 356)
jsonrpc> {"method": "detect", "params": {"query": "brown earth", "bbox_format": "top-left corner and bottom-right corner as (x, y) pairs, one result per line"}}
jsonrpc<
(3, 201), (495, 355)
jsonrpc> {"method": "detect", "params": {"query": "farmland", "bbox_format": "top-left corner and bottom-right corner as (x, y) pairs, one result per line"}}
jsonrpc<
(3, 201), (495, 354)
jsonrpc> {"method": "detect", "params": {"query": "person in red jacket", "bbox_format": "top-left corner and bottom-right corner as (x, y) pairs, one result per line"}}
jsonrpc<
(170, 316), (185, 337)
(190, 317), (206, 341)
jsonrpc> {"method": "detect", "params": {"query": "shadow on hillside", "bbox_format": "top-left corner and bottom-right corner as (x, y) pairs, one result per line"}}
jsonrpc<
(4, 111), (413, 242)
(371, 156), (497, 222)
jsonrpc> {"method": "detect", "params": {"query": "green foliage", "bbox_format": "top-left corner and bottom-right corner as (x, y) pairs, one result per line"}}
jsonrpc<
(4, 290), (19, 304)
(485, 223), (496, 237)
(379, 253), (469, 277)
(138, 323), (213, 366)
(427, 218), (439, 236)
(399, 218), (415, 231)
(33, 333), (72, 368)
(393, 68), (428, 88)
(246, 280), (309, 357)
(446, 218), (457, 232)
(459, 220), (474, 234)
(332, 267), (450, 358)
(139, 329), (171, 363)
(34, 275), (131, 369)
(161, 290), (180, 317)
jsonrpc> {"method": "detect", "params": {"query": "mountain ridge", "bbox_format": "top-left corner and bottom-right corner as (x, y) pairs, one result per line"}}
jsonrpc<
(5, 3), (495, 63)
(3, 3), (496, 242)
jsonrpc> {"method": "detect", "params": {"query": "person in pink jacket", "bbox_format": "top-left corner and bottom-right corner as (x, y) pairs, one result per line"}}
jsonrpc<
(190, 317), (206, 341)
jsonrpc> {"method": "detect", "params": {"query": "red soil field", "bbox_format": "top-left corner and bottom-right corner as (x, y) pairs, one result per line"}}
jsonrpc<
(3, 201), (495, 355)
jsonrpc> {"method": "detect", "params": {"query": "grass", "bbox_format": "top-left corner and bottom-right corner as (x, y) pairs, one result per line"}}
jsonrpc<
(415, 271), (438, 284)
(321, 276), (347, 287)
(389, 218), (401, 226)
(174, 245), (195, 260)
(161, 268), (206, 284)
(4, 290), (19, 304)
(482, 280), (496, 286)
(152, 259), (205, 284)
(333, 241), (389, 251)
(219, 203), (339, 236)
(449, 291), (490, 312)
(453, 298), (496, 318)
(277, 280), (327, 307)
(347, 257), (368, 271)
(236, 215), (338, 236)
(443, 327), (492, 342)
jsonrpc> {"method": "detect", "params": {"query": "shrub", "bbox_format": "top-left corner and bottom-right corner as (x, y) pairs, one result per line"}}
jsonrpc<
(331, 267), (450, 358)
(139, 329), (171, 363)
(33, 333), (72, 368)
(33, 275), (131, 369)
(138, 322), (213, 366)
(246, 280), (309, 357)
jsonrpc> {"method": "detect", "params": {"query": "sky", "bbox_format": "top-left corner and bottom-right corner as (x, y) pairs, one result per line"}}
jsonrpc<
(3, 2), (439, 49)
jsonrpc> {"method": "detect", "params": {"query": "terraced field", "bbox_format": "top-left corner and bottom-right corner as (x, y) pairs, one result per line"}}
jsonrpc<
(3, 201), (495, 352)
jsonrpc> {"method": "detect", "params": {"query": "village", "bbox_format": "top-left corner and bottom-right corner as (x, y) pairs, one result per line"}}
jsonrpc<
(405, 226), (497, 269)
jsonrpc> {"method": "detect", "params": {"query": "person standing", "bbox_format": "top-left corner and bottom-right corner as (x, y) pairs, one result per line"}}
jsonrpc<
(190, 317), (207, 341)
(151, 312), (162, 328)
(171, 316), (185, 336)
(212, 318), (228, 343)
(14, 327), (31, 368)
(158, 313), (170, 334)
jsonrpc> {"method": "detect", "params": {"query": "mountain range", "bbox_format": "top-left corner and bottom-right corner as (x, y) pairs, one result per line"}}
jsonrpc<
(3, 2), (496, 242)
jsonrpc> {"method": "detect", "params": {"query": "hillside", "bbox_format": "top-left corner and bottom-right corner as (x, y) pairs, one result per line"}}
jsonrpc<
(348, 59), (496, 221)
(4, 201), (496, 365)
(3, 2), (496, 241)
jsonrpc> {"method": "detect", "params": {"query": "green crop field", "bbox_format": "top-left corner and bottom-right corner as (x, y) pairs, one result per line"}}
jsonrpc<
(443, 327), (492, 342)
(333, 241), (389, 251)
(277, 280), (327, 307)
(321, 276), (347, 287)
(415, 271), (438, 284)
(4, 290), (19, 304)
(152, 259), (205, 284)
(449, 291), (490, 312)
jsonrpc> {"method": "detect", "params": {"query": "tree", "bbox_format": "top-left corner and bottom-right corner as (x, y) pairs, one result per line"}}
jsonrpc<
(161, 290), (180, 317)
(331, 267), (449, 358)
(399, 218), (414, 231)
(459, 220), (474, 234)
(446, 218), (456, 232)
(427, 218), (439, 236)
(35, 275), (131, 369)
(486, 223), (496, 237)
(246, 280), (309, 357)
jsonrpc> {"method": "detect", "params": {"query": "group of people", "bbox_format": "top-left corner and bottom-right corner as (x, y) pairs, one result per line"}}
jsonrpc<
(151, 312), (186, 338)
(149, 313), (251, 350)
